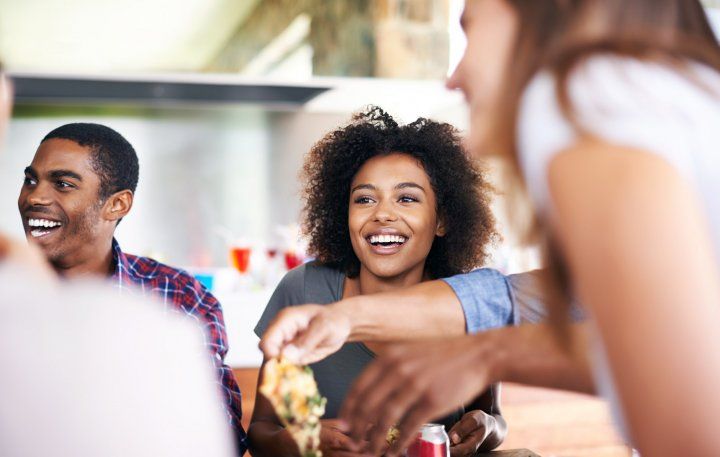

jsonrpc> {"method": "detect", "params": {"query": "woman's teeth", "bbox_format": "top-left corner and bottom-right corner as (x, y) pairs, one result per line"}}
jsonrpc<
(369, 234), (407, 245)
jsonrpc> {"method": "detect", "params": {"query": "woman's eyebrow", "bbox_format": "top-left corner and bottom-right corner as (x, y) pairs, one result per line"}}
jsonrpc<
(351, 183), (376, 193)
(395, 182), (426, 193)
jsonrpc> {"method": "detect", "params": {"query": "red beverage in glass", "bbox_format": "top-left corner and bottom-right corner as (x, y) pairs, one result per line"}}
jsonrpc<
(284, 251), (303, 270)
(406, 424), (449, 457)
(230, 247), (251, 273)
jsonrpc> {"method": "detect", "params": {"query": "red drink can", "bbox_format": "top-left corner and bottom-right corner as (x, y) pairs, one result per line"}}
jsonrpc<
(406, 423), (449, 457)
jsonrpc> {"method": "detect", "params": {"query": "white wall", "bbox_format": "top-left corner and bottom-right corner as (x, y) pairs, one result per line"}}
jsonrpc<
(0, 107), (272, 267)
(267, 111), (349, 228)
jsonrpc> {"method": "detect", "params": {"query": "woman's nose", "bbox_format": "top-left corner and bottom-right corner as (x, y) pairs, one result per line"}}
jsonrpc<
(373, 200), (397, 222)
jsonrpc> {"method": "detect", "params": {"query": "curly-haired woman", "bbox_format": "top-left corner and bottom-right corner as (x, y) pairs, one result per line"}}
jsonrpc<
(249, 107), (510, 457)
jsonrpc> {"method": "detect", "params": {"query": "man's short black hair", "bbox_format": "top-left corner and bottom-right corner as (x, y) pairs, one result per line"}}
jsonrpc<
(42, 123), (139, 200)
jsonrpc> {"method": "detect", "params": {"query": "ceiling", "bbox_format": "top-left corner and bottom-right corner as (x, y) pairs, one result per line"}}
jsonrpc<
(0, 0), (260, 73)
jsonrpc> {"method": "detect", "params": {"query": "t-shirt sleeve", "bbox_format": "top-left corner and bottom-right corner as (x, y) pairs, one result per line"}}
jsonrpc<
(254, 265), (307, 338)
(508, 269), (587, 323)
(506, 270), (549, 324)
(519, 56), (707, 212)
(441, 268), (515, 334)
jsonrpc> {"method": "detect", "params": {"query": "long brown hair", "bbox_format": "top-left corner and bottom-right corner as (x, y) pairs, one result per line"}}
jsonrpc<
(491, 0), (720, 174)
(488, 0), (720, 331)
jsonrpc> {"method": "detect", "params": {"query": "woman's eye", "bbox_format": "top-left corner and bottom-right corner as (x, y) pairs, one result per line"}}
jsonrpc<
(354, 196), (375, 204)
(399, 195), (419, 203)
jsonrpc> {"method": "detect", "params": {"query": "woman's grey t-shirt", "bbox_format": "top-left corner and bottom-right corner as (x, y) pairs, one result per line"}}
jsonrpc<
(254, 262), (463, 427)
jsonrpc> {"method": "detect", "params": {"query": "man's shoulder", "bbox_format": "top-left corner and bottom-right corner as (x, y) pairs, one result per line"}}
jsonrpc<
(123, 253), (198, 289)
(115, 246), (219, 312)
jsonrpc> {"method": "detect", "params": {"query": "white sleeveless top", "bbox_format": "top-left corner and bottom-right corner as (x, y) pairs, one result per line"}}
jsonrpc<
(516, 55), (720, 440)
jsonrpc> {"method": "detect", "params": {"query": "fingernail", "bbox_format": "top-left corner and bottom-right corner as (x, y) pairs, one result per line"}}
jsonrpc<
(451, 433), (460, 444)
(337, 419), (350, 432)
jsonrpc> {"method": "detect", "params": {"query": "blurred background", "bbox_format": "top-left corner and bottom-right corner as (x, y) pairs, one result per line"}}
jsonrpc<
(2, 0), (719, 272)
(0, 0), (474, 270)
(1, 2), (720, 454)
(0, 0), (483, 366)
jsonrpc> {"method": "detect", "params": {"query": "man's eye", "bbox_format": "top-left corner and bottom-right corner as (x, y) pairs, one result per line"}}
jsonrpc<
(354, 196), (374, 204)
(23, 177), (36, 186)
(56, 181), (73, 189)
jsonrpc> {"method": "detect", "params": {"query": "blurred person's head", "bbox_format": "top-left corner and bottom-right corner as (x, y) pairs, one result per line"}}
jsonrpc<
(448, 0), (720, 330)
(301, 106), (497, 283)
(447, 0), (720, 160)
(17, 123), (139, 273)
(0, 65), (12, 145)
(0, 66), (15, 258)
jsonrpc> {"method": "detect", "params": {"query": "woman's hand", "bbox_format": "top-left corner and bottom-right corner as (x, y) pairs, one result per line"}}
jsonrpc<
(340, 335), (498, 456)
(340, 324), (586, 456)
(320, 419), (376, 457)
(448, 410), (497, 457)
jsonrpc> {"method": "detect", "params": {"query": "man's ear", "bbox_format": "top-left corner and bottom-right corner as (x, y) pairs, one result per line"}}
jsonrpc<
(104, 190), (133, 223)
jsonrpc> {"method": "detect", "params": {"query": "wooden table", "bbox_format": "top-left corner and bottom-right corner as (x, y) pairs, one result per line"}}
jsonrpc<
(477, 450), (541, 456)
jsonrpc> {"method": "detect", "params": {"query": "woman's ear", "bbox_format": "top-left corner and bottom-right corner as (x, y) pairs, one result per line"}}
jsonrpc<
(436, 216), (447, 237)
(104, 190), (134, 223)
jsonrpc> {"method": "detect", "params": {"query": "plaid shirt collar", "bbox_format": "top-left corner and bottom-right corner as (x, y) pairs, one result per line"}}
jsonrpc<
(111, 238), (141, 290)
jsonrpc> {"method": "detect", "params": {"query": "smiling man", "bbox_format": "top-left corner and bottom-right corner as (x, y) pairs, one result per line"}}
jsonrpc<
(19, 126), (136, 276)
(17, 123), (248, 455)
(1, 74), (234, 457)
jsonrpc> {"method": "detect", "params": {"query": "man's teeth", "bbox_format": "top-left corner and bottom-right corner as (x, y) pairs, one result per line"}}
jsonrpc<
(30, 229), (51, 238)
(369, 234), (407, 244)
(28, 218), (62, 228)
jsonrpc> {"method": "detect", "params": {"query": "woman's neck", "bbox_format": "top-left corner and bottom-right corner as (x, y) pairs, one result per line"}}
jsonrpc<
(347, 262), (428, 298)
(343, 263), (430, 355)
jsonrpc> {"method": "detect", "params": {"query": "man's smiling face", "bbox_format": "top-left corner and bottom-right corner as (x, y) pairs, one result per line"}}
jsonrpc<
(18, 138), (107, 266)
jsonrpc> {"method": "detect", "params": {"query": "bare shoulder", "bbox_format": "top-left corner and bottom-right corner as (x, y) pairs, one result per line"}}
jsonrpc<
(547, 137), (695, 224)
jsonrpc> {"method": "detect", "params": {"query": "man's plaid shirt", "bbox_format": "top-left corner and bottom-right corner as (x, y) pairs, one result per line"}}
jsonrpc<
(110, 239), (247, 455)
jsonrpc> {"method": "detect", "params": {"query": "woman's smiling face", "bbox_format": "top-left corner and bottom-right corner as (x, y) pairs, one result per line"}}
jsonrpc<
(348, 153), (445, 281)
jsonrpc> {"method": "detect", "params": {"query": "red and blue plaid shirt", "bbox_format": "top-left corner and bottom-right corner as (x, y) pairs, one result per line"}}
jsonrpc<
(110, 239), (247, 455)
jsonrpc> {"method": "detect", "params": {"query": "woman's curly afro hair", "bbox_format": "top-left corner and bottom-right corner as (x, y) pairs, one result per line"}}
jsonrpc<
(301, 106), (498, 279)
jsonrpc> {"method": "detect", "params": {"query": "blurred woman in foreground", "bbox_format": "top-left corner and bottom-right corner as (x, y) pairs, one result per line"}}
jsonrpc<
(265, 1), (720, 456)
